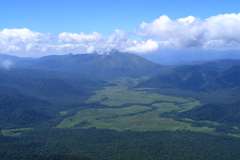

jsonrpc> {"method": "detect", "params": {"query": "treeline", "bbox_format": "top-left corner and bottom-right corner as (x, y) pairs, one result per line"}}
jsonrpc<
(160, 101), (240, 135)
(1, 128), (240, 159)
(179, 101), (240, 124)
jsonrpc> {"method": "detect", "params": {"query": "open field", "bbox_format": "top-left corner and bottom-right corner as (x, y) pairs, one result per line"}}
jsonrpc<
(57, 105), (150, 128)
(56, 78), (219, 133)
(1, 128), (33, 136)
(87, 85), (190, 106)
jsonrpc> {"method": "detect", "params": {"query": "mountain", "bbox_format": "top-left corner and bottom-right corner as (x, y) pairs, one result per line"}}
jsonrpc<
(214, 65), (240, 88)
(135, 64), (240, 92)
(0, 68), (100, 104)
(138, 49), (240, 65)
(0, 68), (103, 127)
(14, 50), (169, 79)
(201, 59), (240, 69)
(0, 54), (34, 62)
(135, 66), (218, 91)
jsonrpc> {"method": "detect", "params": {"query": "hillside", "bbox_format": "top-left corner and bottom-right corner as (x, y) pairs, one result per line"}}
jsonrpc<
(0, 87), (52, 127)
(0, 68), (104, 109)
(201, 59), (240, 69)
(179, 101), (240, 124)
(135, 66), (218, 91)
(0, 68), (102, 127)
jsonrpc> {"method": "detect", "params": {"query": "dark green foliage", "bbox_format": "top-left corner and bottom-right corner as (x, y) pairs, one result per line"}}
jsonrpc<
(0, 69), (94, 101)
(214, 65), (240, 88)
(1, 128), (240, 160)
(159, 101), (240, 134)
(135, 66), (220, 91)
(135, 64), (240, 104)
(29, 78), (92, 98)
(179, 101), (240, 124)
(0, 68), (102, 127)
(0, 92), (52, 127)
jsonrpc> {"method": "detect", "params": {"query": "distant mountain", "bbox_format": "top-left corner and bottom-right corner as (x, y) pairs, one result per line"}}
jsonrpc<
(138, 49), (240, 65)
(0, 54), (34, 62)
(201, 59), (240, 69)
(14, 50), (169, 79)
(135, 64), (240, 92)
(0, 54), (34, 69)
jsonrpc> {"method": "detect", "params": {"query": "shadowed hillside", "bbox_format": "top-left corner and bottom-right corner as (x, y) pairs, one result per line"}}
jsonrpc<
(0, 88), (52, 127)
(136, 64), (240, 92)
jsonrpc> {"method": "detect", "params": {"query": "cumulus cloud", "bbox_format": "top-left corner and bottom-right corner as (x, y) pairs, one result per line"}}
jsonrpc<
(125, 39), (159, 53)
(86, 45), (95, 53)
(58, 32), (104, 43)
(2, 13), (240, 57)
(106, 29), (127, 44)
(0, 28), (51, 54)
(134, 13), (240, 49)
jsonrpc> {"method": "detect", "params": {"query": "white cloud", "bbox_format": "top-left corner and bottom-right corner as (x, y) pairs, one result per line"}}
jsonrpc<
(178, 16), (196, 26)
(86, 46), (95, 53)
(0, 28), (51, 53)
(58, 32), (104, 43)
(125, 39), (159, 53)
(106, 29), (127, 44)
(134, 13), (240, 49)
(2, 13), (240, 57)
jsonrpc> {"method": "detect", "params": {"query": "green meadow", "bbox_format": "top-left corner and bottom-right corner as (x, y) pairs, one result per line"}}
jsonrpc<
(56, 78), (218, 133)
(87, 85), (189, 106)
(1, 128), (33, 136)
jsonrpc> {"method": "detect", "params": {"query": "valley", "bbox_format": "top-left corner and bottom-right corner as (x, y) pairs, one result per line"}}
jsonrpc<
(2, 52), (240, 159)
(56, 77), (217, 134)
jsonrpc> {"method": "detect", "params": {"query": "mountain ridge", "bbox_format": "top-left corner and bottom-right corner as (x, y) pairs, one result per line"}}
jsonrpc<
(135, 64), (240, 92)
(13, 50), (169, 79)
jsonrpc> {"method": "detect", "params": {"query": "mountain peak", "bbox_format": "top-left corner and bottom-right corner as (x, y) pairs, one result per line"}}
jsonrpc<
(15, 51), (165, 79)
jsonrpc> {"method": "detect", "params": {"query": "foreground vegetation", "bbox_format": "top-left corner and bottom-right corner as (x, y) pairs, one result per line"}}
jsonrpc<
(2, 75), (240, 159)
(2, 128), (240, 160)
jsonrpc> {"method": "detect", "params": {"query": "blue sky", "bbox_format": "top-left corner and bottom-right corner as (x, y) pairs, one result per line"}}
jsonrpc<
(1, 0), (240, 57)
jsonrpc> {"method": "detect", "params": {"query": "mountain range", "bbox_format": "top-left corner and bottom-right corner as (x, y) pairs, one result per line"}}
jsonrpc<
(2, 50), (240, 128)
(12, 50), (169, 79)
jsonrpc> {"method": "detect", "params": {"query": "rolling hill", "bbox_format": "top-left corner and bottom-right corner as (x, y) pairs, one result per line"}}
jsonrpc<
(0, 68), (99, 105)
(135, 64), (240, 92)
(0, 86), (52, 127)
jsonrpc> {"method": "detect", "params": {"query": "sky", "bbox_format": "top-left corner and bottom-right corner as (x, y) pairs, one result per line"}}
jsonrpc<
(1, 0), (240, 57)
